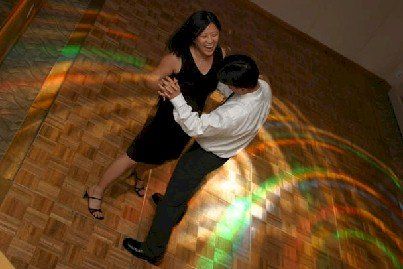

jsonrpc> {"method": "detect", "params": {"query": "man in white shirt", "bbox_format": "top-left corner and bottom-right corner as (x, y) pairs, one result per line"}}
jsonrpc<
(123, 55), (272, 264)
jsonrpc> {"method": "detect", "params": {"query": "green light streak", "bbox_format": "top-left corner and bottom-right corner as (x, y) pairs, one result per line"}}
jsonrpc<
(60, 44), (81, 57)
(198, 256), (214, 269)
(60, 45), (148, 68)
(251, 166), (325, 203)
(197, 167), (321, 268)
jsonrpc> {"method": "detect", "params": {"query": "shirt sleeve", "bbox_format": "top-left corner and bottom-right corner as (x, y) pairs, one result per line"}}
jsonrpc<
(217, 82), (233, 98)
(170, 93), (242, 137)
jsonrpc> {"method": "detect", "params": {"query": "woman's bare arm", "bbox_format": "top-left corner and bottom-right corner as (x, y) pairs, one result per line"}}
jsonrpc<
(143, 53), (181, 91)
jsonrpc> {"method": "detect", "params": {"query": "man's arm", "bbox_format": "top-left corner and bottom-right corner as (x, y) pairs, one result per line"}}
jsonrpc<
(216, 82), (233, 98)
(159, 77), (243, 137)
(171, 94), (241, 137)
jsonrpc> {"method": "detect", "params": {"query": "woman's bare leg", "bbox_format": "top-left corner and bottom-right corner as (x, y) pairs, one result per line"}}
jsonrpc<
(87, 153), (137, 218)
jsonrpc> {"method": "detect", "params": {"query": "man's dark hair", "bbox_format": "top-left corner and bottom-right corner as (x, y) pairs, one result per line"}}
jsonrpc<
(168, 11), (221, 57)
(217, 55), (259, 89)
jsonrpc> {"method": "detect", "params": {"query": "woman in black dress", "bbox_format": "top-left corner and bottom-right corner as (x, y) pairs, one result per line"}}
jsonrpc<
(84, 11), (225, 219)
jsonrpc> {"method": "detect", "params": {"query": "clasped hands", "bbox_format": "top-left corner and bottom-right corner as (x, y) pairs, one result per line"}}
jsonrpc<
(158, 77), (181, 100)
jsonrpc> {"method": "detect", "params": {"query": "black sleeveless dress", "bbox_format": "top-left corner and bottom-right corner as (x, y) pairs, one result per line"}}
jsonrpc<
(126, 46), (223, 164)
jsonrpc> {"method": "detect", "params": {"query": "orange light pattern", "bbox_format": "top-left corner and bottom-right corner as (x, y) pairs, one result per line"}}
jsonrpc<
(298, 205), (402, 251)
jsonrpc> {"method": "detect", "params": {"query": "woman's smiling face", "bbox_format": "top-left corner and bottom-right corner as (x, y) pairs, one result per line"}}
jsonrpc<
(194, 23), (220, 57)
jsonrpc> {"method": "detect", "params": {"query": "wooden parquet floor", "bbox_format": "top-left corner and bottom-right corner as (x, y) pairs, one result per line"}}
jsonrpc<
(0, 0), (401, 269)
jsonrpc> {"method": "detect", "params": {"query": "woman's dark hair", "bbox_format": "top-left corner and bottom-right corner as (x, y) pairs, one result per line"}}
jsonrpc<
(168, 11), (221, 57)
(218, 55), (259, 89)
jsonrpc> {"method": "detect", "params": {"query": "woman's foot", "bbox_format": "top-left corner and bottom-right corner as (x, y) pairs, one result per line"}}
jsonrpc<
(132, 170), (146, 197)
(84, 185), (105, 220)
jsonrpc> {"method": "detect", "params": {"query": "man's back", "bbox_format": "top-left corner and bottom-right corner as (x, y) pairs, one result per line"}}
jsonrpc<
(194, 79), (272, 158)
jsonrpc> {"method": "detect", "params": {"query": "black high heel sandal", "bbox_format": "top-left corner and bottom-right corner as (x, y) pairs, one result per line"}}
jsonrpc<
(131, 170), (145, 197)
(83, 190), (105, 220)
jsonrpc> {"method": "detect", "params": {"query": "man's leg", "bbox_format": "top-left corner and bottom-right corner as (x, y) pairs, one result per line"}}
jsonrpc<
(141, 144), (228, 258)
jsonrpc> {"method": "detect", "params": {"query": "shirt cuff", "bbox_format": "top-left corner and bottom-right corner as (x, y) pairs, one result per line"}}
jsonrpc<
(170, 93), (187, 108)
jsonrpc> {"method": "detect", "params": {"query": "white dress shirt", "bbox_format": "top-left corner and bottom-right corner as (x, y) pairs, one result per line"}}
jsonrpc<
(170, 79), (272, 158)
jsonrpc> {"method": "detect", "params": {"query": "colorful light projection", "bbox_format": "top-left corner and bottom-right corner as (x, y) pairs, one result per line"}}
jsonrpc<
(298, 180), (402, 231)
(195, 95), (401, 268)
(196, 167), (402, 268)
(298, 205), (401, 252)
(266, 128), (401, 190)
(335, 229), (401, 268)
(35, 1), (135, 40)
(60, 45), (153, 71)
(266, 97), (401, 190)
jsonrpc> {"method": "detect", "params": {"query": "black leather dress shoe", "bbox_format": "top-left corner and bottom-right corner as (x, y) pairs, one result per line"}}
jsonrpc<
(123, 238), (162, 265)
(151, 192), (164, 205)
